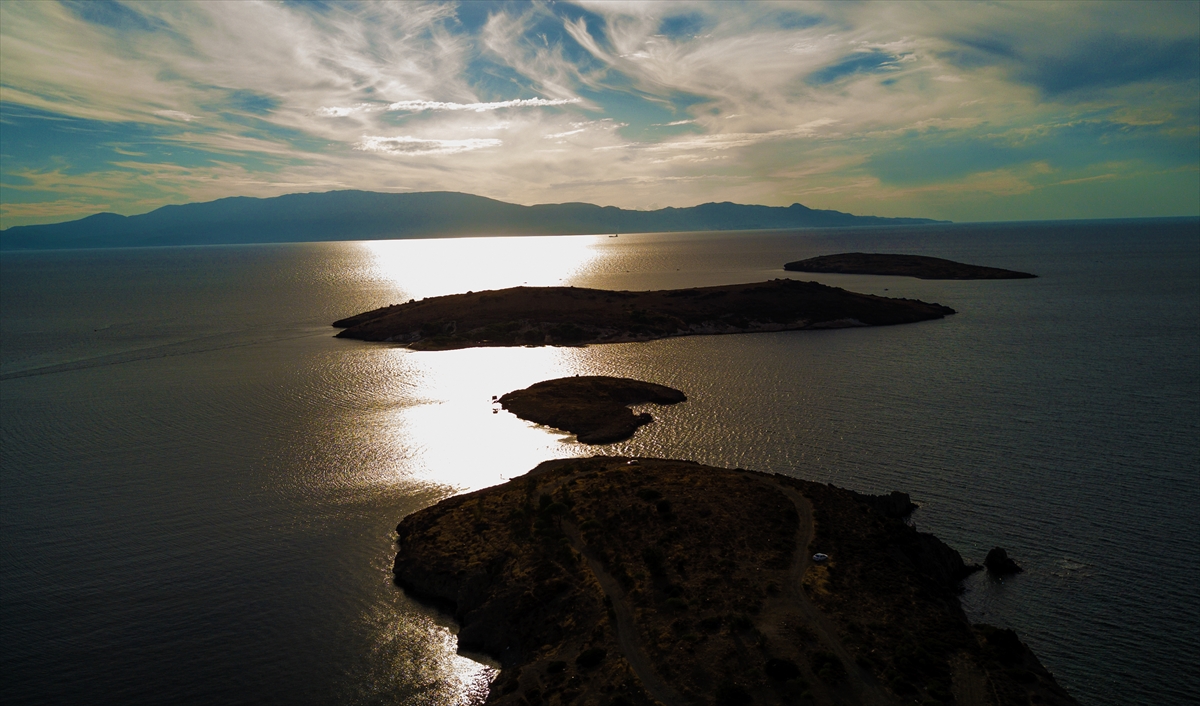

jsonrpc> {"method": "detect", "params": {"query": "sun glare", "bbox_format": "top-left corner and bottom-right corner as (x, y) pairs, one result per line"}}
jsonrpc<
(366, 346), (595, 492)
(360, 235), (602, 302)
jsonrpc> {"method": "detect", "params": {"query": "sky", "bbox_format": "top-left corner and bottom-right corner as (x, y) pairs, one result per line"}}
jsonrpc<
(1, 0), (1197, 229)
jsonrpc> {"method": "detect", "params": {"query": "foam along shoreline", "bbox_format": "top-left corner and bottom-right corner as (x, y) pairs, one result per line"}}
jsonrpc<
(784, 253), (1037, 280)
(332, 279), (955, 350)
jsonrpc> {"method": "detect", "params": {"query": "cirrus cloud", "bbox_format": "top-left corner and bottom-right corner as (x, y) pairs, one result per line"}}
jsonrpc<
(354, 135), (503, 156)
(0, 0), (1196, 228)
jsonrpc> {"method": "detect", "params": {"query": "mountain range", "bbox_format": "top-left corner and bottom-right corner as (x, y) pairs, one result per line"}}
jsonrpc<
(0, 190), (946, 250)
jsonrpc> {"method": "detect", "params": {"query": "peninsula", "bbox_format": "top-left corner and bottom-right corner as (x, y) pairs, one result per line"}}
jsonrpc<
(499, 376), (686, 444)
(332, 279), (955, 350)
(784, 253), (1036, 279)
(394, 456), (1080, 706)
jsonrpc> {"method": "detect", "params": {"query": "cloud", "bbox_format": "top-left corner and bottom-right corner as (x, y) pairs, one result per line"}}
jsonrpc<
(1, 0), (1197, 227)
(806, 49), (906, 85)
(154, 110), (199, 122)
(384, 97), (582, 112)
(354, 136), (502, 156)
(600, 119), (839, 153)
(315, 104), (374, 117)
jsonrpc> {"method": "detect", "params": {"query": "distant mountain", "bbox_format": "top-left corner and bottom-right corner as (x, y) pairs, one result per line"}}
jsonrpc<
(0, 190), (947, 250)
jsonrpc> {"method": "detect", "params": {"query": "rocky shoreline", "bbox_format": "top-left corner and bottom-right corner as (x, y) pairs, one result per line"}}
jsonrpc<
(393, 457), (1079, 706)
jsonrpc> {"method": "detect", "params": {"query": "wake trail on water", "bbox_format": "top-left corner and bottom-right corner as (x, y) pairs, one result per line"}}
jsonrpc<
(0, 327), (328, 381)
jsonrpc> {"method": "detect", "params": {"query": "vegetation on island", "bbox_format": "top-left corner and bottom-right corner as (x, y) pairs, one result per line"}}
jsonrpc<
(783, 253), (1036, 280)
(333, 279), (955, 350)
(393, 457), (1080, 706)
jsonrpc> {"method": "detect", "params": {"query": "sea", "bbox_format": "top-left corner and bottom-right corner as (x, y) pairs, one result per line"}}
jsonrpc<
(1, 220), (1197, 706)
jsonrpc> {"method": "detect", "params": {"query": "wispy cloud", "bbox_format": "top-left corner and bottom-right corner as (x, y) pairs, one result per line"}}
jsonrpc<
(154, 110), (199, 122)
(385, 97), (581, 112)
(317, 97), (581, 117)
(355, 136), (503, 156)
(1, 0), (1196, 227)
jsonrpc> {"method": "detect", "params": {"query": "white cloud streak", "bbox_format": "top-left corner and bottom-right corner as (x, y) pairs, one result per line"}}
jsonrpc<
(154, 110), (199, 122)
(385, 97), (581, 112)
(355, 136), (503, 156)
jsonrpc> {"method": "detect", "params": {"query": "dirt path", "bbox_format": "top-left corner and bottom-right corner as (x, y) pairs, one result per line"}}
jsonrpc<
(540, 463), (889, 706)
(561, 517), (688, 706)
(540, 462), (686, 706)
(769, 481), (894, 706)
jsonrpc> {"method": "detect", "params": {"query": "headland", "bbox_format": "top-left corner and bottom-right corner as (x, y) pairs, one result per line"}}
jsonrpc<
(393, 457), (1079, 706)
(333, 279), (955, 350)
(783, 254), (1036, 280)
(499, 377), (687, 444)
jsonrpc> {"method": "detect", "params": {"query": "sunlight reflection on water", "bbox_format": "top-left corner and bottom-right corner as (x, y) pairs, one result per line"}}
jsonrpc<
(376, 346), (593, 491)
(361, 235), (602, 301)
(339, 343), (607, 700)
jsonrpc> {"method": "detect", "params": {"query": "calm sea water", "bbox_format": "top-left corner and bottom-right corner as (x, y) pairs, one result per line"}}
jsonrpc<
(1, 220), (1197, 705)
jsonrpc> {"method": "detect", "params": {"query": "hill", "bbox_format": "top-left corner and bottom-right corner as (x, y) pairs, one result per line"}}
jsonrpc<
(394, 456), (1081, 705)
(0, 191), (946, 250)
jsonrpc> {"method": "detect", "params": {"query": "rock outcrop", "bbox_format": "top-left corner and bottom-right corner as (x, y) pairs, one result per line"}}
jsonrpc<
(984, 547), (1024, 576)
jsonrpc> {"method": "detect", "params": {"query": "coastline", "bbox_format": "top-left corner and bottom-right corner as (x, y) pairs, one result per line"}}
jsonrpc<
(393, 457), (1081, 705)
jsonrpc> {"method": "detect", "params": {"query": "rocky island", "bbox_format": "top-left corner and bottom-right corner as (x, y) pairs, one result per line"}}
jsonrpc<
(783, 254), (1036, 280)
(394, 457), (1079, 706)
(499, 377), (687, 444)
(333, 279), (955, 350)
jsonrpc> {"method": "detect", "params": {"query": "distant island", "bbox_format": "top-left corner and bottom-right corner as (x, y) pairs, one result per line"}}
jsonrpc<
(784, 253), (1037, 279)
(332, 279), (955, 349)
(499, 376), (687, 444)
(0, 190), (947, 251)
(394, 456), (1080, 705)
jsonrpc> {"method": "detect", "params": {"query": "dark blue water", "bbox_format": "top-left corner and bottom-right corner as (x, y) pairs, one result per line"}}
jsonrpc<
(2, 220), (1197, 705)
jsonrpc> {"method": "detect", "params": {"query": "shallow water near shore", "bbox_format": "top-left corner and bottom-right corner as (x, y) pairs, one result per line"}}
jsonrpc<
(2, 219), (1197, 705)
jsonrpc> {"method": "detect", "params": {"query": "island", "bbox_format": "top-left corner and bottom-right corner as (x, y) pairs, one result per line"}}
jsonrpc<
(394, 457), (1079, 705)
(499, 376), (687, 444)
(783, 253), (1036, 280)
(333, 279), (955, 350)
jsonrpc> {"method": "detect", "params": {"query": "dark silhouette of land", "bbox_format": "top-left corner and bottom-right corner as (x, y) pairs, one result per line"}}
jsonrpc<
(332, 279), (955, 349)
(784, 253), (1036, 279)
(499, 376), (686, 444)
(393, 456), (1080, 706)
(0, 190), (946, 250)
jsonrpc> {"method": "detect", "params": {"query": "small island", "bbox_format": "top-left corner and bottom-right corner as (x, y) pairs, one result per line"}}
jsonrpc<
(499, 376), (687, 444)
(333, 279), (955, 350)
(784, 253), (1036, 280)
(394, 457), (1080, 706)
